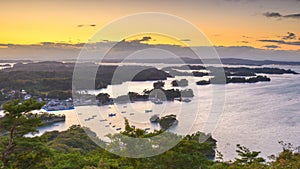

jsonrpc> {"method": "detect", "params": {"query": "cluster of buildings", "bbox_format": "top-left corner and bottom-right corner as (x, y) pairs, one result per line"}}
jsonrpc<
(0, 89), (74, 111)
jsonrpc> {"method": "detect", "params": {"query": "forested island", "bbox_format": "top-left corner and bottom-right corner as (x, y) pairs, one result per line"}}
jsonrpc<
(27, 112), (65, 125)
(164, 64), (297, 85)
(197, 75), (271, 85)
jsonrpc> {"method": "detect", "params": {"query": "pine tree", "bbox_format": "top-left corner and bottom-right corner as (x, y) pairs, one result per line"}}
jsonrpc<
(0, 99), (44, 167)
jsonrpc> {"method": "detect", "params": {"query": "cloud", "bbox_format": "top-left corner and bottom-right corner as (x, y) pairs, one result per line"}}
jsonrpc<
(258, 32), (300, 46)
(242, 35), (252, 39)
(140, 36), (151, 42)
(212, 34), (221, 37)
(77, 24), (97, 27)
(217, 45), (255, 50)
(263, 45), (281, 49)
(213, 45), (300, 61)
(287, 41), (300, 45)
(128, 36), (152, 43)
(241, 41), (249, 44)
(259, 39), (300, 46)
(263, 12), (282, 18)
(259, 39), (285, 43)
(285, 13), (300, 19)
(282, 32), (296, 40)
(180, 39), (191, 42)
(263, 12), (300, 19)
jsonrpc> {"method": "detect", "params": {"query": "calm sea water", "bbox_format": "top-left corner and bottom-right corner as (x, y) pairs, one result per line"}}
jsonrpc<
(1, 64), (299, 160)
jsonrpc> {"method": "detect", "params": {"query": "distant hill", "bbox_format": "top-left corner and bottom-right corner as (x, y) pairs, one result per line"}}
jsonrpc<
(2, 58), (300, 66)
(218, 58), (300, 66)
(107, 58), (300, 66)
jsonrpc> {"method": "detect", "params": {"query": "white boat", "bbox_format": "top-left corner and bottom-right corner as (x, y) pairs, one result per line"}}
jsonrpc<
(182, 98), (191, 103)
(145, 109), (152, 113)
(108, 113), (116, 117)
(153, 99), (163, 104)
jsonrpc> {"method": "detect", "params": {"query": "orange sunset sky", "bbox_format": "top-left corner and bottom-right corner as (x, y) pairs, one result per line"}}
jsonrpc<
(0, 0), (300, 59)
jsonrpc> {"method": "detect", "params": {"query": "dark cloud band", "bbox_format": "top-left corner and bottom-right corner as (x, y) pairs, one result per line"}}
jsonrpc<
(259, 39), (300, 46)
(263, 45), (281, 49)
(282, 32), (296, 40)
(77, 24), (97, 27)
(263, 12), (300, 19)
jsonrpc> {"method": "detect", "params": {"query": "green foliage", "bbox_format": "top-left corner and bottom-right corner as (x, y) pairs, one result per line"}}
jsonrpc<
(268, 141), (300, 169)
(7, 137), (52, 169)
(159, 114), (178, 130)
(234, 144), (265, 165)
(46, 90), (72, 100)
(0, 71), (73, 99)
(0, 99), (45, 167)
(1, 99), (300, 169)
(1, 121), (300, 169)
(101, 119), (216, 168)
(44, 125), (100, 154)
(96, 93), (112, 105)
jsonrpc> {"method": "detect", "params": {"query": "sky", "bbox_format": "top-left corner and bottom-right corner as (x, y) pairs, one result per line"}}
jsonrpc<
(0, 0), (300, 61)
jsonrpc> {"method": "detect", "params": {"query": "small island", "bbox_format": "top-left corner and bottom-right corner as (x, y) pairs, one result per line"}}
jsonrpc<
(149, 114), (178, 130)
(149, 114), (160, 123)
(26, 112), (66, 125)
(197, 75), (271, 85)
(171, 79), (188, 87)
(158, 114), (178, 130)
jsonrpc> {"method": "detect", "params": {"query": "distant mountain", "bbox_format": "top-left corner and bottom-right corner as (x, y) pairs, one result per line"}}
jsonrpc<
(218, 58), (300, 66)
(104, 57), (300, 66)
(2, 58), (300, 66)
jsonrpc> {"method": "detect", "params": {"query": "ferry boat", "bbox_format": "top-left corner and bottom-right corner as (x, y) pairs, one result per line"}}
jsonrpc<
(108, 113), (116, 117)
(145, 109), (152, 113)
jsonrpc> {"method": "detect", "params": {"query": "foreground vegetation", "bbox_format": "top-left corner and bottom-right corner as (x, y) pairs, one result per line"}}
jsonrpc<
(0, 99), (299, 169)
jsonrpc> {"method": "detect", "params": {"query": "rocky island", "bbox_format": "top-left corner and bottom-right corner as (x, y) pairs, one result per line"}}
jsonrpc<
(158, 114), (178, 130)
(26, 112), (66, 125)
